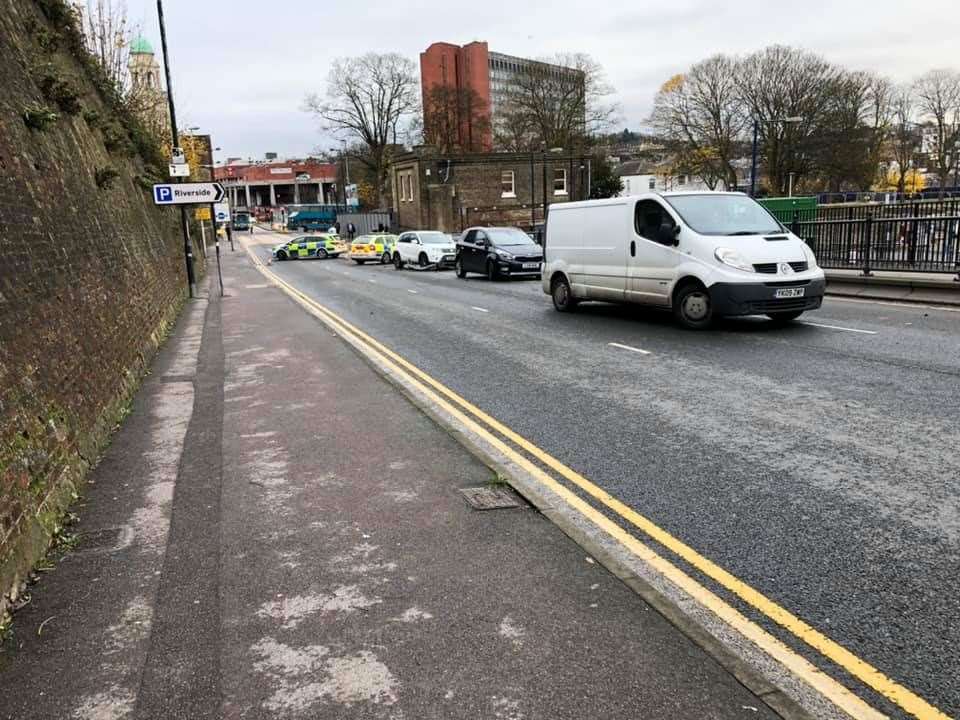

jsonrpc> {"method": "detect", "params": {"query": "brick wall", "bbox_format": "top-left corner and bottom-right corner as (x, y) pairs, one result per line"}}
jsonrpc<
(0, 0), (202, 613)
(392, 150), (591, 232)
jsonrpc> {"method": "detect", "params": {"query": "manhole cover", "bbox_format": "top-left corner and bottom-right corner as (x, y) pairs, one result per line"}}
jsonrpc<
(459, 486), (521, 510)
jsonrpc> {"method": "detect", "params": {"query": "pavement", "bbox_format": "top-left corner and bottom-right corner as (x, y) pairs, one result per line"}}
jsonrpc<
(236, 229), (960, 720)
(824, 268), (960, 305)
(0, 236), (785, 719)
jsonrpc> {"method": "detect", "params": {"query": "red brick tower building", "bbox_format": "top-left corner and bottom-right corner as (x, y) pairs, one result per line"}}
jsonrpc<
(420, 41), (493, 152)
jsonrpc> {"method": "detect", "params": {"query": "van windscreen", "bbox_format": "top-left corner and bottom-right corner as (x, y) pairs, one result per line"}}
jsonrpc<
(664, 195), (782, 236)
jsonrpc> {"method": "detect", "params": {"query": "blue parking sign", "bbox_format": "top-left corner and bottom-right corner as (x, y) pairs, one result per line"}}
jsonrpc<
(153, 185), (173, 204)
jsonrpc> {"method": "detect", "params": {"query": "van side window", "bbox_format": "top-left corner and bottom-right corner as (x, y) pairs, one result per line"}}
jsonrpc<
(635, 200), (675, 241)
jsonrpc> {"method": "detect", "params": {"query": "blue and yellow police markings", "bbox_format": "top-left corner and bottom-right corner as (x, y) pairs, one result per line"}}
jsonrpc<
(272, 234), (347, 261)
(348, 234), (399, 265)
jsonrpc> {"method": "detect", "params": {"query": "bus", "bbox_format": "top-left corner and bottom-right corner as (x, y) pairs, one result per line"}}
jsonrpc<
(286, 204), (349, 232)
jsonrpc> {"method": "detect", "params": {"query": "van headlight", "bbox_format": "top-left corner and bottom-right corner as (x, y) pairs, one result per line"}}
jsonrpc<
(802, 242), (818, 269)
(714, 247), (753, 272)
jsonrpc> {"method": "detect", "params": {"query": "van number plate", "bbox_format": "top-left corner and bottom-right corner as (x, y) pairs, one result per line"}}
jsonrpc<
(774, 287), (805, 299)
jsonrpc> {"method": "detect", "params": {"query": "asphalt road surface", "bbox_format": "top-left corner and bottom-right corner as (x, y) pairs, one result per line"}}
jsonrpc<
(246, 232), (960, 719)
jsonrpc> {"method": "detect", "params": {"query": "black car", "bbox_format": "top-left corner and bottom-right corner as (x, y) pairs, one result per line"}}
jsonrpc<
(455, 227), (543, 280)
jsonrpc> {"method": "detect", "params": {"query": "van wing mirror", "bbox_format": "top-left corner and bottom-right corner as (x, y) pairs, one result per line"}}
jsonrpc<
(658, 222), (680, 246)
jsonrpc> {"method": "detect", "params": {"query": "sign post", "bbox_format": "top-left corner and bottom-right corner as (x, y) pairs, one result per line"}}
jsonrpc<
(210, 203), (224, 297)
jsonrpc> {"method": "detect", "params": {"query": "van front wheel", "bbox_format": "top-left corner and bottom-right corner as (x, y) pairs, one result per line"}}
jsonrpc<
(551, 275), (578, 312)
(673, 282), (713, 329)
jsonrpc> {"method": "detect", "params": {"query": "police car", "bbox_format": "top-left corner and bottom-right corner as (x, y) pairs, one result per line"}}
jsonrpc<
(348, 233), (399, 264)
(272, 234), (346, 261)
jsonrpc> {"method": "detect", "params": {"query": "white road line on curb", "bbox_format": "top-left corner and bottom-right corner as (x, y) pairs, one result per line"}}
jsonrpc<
(828, 296), (960, 313)
(471, 306), (489, 313)
(799, 321), (877, 335)
(608, 342), (652, 355)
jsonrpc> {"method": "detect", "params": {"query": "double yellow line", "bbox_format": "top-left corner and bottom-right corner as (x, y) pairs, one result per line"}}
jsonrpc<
(244, 241), (950, 720)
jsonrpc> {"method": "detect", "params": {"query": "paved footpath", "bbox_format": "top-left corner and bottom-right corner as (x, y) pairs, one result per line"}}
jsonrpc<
(0, 248), (781, 720)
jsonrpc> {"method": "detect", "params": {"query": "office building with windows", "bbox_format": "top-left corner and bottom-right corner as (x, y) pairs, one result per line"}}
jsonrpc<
(419, 41), (584, 152)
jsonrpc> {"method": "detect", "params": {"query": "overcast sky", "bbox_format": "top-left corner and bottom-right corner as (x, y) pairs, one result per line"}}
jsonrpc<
(131, 0), (960, 162)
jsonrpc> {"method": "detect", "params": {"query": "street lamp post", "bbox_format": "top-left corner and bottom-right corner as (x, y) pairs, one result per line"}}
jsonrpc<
(541, 145), (564, 241)
(749, 116), (803, 198)
(156, 0), (196, 298)
(529, 150), (535, 229)
(329, 147), (347, 206)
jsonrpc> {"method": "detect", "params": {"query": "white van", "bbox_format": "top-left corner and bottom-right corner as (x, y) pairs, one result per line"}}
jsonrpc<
(541, 192), (825, 329)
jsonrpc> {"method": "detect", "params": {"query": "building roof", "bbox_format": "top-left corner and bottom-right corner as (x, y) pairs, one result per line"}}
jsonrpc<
(130, 36), (153, 54)
(614, 160), (654, 177)
(214, 159), (337, 184)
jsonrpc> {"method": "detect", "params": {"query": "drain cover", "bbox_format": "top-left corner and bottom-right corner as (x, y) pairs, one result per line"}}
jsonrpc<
(459, 486), (521, 510)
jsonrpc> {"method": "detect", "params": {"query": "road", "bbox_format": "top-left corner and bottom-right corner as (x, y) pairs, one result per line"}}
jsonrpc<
(244, 232), (960, 719)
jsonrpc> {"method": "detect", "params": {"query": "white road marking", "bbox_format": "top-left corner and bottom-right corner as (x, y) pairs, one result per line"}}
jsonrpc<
(470, 306), (489, 313)
(799, 321), (877, 335)
(343, 272), (350, 276)
(828, 296), (960, 313)
(368, 279), (377, 284)
(608, 342), (652, 355)
(407, 289), (418, 294)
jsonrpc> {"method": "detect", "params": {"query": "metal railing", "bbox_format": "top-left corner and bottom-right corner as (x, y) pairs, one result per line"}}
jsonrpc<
(788, 210), (960, 276)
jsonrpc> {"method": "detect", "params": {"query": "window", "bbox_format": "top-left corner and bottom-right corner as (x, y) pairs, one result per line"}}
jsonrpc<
(397, 174), (406, 202)
(486, 228), (531, 246)
(664, 194), (782, 236)
(501, 170), (516, 198)
(399, 172), (414, 203)
(648, 178), (656, 190)
(553, 168), (567, 195)
(634, 199), (675, 242)
(677, 174), (687, 186)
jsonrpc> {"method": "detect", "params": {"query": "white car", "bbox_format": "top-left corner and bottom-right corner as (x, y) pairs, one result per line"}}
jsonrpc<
(392, 231), (457, 270)
(542, 191), (825, 329)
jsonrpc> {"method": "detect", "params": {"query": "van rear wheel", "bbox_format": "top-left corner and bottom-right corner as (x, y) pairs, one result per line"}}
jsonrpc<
(393, 253), (404, 269)
(673, 281), (713, 329)
(551, 275), (578, 312)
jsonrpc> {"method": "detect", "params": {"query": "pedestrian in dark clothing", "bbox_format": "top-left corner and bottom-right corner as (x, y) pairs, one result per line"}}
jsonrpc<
(335, 221), (341, 235)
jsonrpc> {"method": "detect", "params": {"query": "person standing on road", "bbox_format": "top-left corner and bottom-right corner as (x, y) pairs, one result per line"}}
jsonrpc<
(335, 221), (342, 235)
(347, 222), (356, 240)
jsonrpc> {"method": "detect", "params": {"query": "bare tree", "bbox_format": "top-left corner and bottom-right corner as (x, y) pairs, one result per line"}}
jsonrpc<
(79, 0), (136, 95)
(736, 45), (846, 194)
(423, 85), (491, 153)
(495, 53), (619, 151)
(913, 69), (960, 194)
(886, 86), (923, 193)
(650, 55), (746, 190)
(303, 53), (419, 206)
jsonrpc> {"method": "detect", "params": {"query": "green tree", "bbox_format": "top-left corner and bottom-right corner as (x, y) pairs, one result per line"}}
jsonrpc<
(589, 155), (623, 199)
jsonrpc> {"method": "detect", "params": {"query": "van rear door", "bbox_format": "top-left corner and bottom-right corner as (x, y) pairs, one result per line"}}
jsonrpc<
(575, 202), (628, 301)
